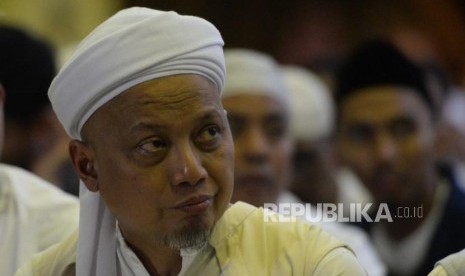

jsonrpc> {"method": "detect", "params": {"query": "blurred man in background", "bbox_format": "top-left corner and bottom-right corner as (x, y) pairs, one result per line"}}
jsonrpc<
(0, 25), (78, 195)
(0, 26), (78, 276)
(335, 38), (465, 276)
(282, 65), (372, 215)
(223, 48), (385, 275)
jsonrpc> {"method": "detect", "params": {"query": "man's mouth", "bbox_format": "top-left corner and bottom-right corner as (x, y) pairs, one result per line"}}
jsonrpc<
(173, 195), (213, 214)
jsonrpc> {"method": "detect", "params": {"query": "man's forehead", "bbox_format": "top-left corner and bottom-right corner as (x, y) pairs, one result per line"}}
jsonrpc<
(106, 75), (220, 109)
(129, 107), (224, 130)
(341, 86), (431, 117)
(224, 93), (287, 111)
(82, 76), (222, 136)
(226, 107), (287, 124)
(337, 89), (435, 134)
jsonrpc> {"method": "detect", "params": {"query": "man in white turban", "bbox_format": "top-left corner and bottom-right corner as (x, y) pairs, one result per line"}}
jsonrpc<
(281, 65), (372, 216)
(281, 65), (386, 276)
(16, 8), (364, 275)
(222, 48), (365, 275)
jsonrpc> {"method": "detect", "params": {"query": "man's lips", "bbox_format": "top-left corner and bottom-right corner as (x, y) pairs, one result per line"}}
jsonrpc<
(172, 195), (213, 214)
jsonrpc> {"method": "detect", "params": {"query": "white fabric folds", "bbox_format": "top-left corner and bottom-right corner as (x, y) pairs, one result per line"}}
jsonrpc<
(49, 7), (225, 140)
(47, 7), (225, 276)
(223, 49), (289, 108)
(281, 65), (334, 141)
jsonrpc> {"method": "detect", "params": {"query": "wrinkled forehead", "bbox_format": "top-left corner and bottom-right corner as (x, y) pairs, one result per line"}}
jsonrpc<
(81, 74), (222, 135)
(110, 74), (220, 107)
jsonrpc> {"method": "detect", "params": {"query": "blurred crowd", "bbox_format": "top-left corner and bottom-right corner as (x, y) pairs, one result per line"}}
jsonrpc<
(2, 2), (465, 275)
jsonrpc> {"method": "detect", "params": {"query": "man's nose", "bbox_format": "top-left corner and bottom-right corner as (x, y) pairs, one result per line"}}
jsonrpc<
(168, 143), (207, 187)
(242, 127), (270, 163)
(373, 132), (398, 164)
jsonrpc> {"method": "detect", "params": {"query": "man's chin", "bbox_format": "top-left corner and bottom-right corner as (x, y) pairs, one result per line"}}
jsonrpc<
(163, 217), (211, 251)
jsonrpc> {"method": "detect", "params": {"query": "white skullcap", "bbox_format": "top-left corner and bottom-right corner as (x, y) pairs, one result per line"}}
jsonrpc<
(281, 65), (335, 141)
(49, 7), (225, 140)
(223, 48), (289, 108)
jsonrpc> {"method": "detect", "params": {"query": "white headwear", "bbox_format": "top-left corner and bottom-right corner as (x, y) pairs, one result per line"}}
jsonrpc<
(49, 7), (225, 140)
(48, 7), (225, 276)
(281, 65), (335, 141)
(223, 48), (289, 108)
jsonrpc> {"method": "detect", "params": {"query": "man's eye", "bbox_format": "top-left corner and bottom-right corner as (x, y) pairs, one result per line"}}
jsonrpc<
(198, 125), (221, 142)
(346, 125), (373, 145)
(196, 125), (223, 151)
(139, 139), (167, 153)
(265, 121), (286, 140)
(391, 119), (416, 139)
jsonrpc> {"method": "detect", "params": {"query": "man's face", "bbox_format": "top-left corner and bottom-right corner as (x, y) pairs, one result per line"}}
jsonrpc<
(336, 86), (436, 207)
(292, 138), (337, 204)
(222, 94), (293, 207)
(79, 74), (234, 251)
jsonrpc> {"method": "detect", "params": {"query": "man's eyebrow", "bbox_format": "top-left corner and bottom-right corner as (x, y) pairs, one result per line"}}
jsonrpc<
(130, 109), (223, 133)
(198, 110), (223, 122)
(130, 122), (166, 133)
(195, 108), (223, 122)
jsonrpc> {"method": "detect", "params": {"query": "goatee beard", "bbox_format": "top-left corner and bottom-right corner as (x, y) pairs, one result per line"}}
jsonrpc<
(163, 226), (210, 251)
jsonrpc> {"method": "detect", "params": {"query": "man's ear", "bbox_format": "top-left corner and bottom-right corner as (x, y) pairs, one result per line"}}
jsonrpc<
(69, 140), (99, 192)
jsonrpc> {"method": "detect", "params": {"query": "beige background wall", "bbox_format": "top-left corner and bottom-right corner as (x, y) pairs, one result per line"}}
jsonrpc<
(0, 0), (122, 62)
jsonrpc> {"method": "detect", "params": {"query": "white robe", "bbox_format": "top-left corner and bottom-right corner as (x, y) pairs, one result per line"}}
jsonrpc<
(277, 191), (386, 276)
(0, 164), (79, 276)
(15, 201), (366, 275)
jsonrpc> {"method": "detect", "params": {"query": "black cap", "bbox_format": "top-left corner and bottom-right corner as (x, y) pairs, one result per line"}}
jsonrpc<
(334, 38), (433, 114)
(0, 25), (56, 124)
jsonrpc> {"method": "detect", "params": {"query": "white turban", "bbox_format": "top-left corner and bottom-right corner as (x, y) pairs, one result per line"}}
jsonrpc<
(281, 65), (335, 141)
(47, 7), (225, 276)
(49, 7), (225, 140)
(223, 48), (289, 108)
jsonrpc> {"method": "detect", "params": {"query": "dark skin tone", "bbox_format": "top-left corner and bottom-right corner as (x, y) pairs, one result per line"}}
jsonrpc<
(69, 74), (235, 275)
(223, 94), (293, 207)
(291, 138), (339, 205)
(337, 86), (437, 240)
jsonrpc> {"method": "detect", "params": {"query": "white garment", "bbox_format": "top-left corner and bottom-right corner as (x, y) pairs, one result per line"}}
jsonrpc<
(336, 167), (373, 216)
(429, 248), (465, 276)
(277, 191), (386, 276)
(115, 226), (149, 276)
(15, 201), (365, 275)
(443, 87), (465, 138)
(372, 180), (449, 276)
(0, 164), (78, 276)
(115, 224), (220, 276)
(281, 65), (334, 142)
(223, 49), (290, 109)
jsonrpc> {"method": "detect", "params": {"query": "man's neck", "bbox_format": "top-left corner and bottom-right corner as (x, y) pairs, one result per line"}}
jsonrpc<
(119, 227), (182, 276)
(126, 237), (182, 275)
(129, 242), (182, 276)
